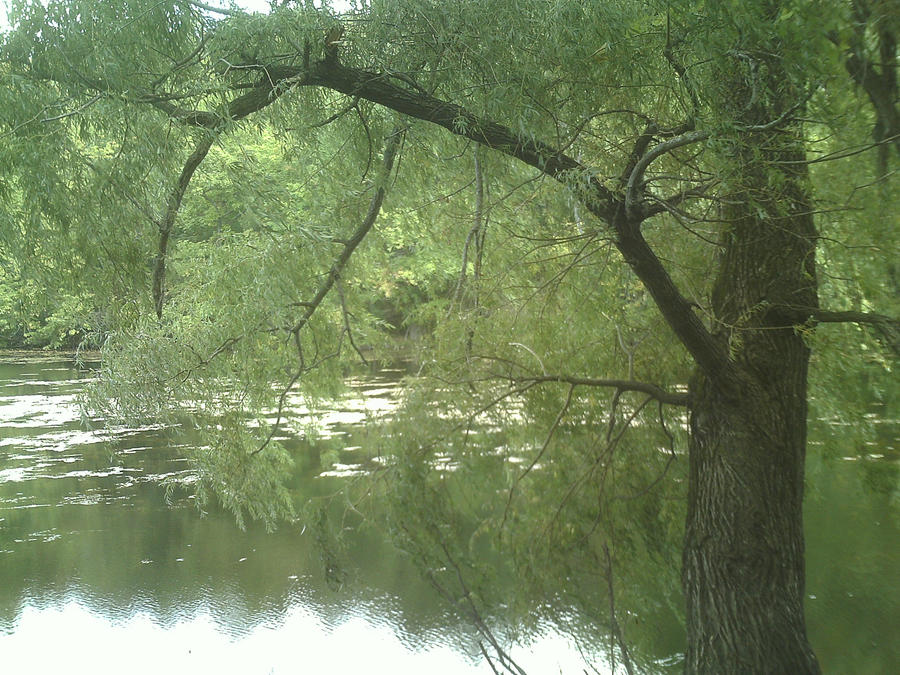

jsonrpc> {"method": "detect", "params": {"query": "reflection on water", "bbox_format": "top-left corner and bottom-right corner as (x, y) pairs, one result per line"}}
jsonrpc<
(1, 354), (898, 673)
(5, 601), (599, 675)
(0, 354), (606, 674)
(6, 602), (481, 674)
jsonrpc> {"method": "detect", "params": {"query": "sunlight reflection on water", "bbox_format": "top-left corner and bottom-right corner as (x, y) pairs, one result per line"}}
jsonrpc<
(2, 600), (472, 674)
(2, 599), (599, 675)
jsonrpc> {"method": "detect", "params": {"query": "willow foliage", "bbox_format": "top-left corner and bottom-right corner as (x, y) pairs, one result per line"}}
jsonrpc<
(1, 0), (896, 670)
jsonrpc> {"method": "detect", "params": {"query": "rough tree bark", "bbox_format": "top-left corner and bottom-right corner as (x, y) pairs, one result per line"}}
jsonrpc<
(682, 54), (822, 673)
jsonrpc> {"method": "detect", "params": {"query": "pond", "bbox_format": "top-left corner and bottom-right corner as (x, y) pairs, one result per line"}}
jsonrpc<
(0, 353), (897, 673)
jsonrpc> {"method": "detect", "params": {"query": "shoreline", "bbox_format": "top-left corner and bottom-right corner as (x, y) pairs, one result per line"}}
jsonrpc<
(0, 348), (102, 363)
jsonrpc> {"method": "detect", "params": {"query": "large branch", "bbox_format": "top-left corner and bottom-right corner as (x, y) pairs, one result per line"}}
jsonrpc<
(613, 225), (734, 384)
(301, 64), (624, 220)
(152, 61), (617, 218)
(288, 61), (731, 384)
(810, 307), (899, 356)
(121, 56), (733, 387)
(144, 82), (283, 128)
(809, 308), (898, 327)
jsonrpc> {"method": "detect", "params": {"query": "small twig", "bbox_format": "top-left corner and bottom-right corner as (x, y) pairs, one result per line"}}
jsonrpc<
(777, 134), (900, 165)
(186, 0), (240, 17)
(250, 367), (302, 457)
(642, 180), (720, 219)
(436, 541), (529, 675)
(507, 343), (547, 376)
(479, 642), (503, 675)
(356, 104), (374, 179)
(384, 68), (428, 95)
(610, 400), (681, 502)
(336, 277), (369, 366)
(40, 94), (103, 122)
(603, 543), (635, 675)
(606, 388), (623, 444)
(500, 383), (575, 532)
(736, 98), (807, 132)
(309, 99), (358, 129)
(663, 8), (700, 115)
(544, 396), (653, 539)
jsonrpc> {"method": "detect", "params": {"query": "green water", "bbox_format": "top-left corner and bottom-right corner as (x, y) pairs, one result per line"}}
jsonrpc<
(0, 354), (897, 673)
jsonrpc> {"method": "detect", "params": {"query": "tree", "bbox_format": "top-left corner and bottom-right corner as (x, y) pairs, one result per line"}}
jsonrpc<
(1, 1), (896, 672)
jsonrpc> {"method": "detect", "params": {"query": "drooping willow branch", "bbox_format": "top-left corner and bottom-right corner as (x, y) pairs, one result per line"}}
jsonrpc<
(288, 128), (403, 337)
(251, 127), (404, 457)
(499, 382), (576, 533)
(152, 131), (217, 318)
(428, 540), (529, 675)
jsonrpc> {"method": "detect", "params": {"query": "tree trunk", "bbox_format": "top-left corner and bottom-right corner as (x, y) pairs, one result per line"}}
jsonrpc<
(682, 65), (822, 672)
(684, 370), (820, 673)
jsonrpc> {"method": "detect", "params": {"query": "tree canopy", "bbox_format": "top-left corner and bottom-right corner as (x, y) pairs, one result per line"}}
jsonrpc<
(1, 1), (897, 672)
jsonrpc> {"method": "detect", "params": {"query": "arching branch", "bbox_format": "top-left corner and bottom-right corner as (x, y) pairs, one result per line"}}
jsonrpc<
(24, 41), (734, 387)
(624, 129), (710, 219)
(152, 132), (217, 318)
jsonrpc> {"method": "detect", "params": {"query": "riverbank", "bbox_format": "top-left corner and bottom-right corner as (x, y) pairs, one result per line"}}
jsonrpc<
(0, 348), (101, 365)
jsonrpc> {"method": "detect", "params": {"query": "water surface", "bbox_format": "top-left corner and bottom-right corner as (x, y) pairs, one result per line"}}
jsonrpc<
(0, 354), (602, 674)
(0, 354), (897, 673)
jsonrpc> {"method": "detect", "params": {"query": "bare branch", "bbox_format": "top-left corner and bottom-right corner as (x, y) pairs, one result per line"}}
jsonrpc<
(290, 126), (404, 336)
(808, 308), (898, 327)
(433, 541), (529, 675)
(603, 543), (636, 675)
(250, 128), (404, 457)
(500, 383), (576, 533)
(643, 180), (719, 218)
(625, 130), (710, 218)
(664, 11), (700, 116)
(40, 94), (102, 122)
(336, 278), (369, 366)
(308, 99), (358, 128)
(185, 0), (241, 17)
(495, 373), (689, 407)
